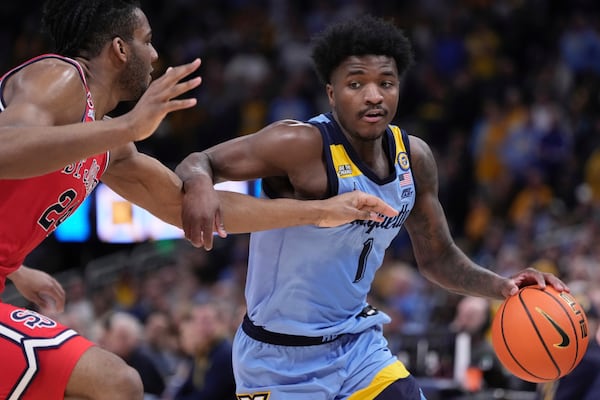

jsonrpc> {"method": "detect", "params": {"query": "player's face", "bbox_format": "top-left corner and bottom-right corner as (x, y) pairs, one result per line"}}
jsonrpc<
(327, 55), (400, 142)
(119, 8), (158, 100)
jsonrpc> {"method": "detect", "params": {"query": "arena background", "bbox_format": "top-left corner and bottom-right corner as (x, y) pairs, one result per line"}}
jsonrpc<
(2, 1), (600, 399)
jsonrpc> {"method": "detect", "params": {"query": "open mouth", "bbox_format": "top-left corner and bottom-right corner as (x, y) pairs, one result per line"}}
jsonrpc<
(362, 109), (386, 122)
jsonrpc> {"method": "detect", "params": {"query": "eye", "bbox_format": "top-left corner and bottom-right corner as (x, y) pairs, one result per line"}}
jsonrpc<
(349, 81), (361, 89)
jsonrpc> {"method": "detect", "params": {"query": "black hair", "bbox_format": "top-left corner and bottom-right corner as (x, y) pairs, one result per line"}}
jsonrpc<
(41, 0), (141, 58)
(311, 14), (414, 84)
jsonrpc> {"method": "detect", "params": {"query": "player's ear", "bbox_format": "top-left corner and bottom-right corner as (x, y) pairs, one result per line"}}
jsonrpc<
(111, 37), (127, 62)
(326, 83), (335, 107)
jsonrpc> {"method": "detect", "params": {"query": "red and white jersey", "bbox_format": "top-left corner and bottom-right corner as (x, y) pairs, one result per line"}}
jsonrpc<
(0, 54), (109, 290)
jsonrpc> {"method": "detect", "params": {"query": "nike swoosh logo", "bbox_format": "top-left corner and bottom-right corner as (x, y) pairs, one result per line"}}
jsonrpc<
(536, 307), (570, 348)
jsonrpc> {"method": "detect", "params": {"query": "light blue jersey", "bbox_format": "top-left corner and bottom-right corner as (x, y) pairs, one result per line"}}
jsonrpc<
(245, 112), (416, 337)
(235, 113), (426, 399)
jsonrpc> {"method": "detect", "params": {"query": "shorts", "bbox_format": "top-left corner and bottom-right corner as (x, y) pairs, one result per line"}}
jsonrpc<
(0, 302), (94, 400)
(233, 323), (424, 399)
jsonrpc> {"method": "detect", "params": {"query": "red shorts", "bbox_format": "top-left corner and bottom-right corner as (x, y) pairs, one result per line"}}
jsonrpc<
(0, 302), (94, 400)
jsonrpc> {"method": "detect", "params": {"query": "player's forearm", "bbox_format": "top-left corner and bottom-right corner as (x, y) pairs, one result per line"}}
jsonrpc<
(418, 244), (507, 300)
(6, 265), (27, 283)
(102, 155), (184, 229)
(217, 191), (322, 233)
(0, 118), (134, 179)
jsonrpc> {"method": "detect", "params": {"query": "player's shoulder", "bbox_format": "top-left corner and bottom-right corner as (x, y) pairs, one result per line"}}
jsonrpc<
(406, 135), (439, 184)
(262, 119), (320, 138)
(269, 119), (318, 131)
(407, 134), (434, 159)
(256, 119), (322, 151)
(16, 56), (81, 82)
(5, 56), (84, 100)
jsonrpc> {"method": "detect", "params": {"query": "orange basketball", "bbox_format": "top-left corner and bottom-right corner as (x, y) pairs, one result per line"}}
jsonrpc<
(491, 286), (589, 383)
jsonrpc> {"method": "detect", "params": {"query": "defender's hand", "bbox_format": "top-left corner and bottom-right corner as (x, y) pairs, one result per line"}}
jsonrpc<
(315, 191), (399, 227)
(8, 266), (66, 313)
(125, 58), (202, 142)
(181, 176), (227, 250)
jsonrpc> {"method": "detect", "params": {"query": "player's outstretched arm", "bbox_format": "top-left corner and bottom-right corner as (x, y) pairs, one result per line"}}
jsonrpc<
(182, 190), (398, 249)
(103, 145), (397, 250)
(218, 190), (398, 231)
(175, 122), (398, 248)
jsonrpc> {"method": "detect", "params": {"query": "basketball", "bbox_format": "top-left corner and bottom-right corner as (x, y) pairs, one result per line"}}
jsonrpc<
(491, 286), (589, 383)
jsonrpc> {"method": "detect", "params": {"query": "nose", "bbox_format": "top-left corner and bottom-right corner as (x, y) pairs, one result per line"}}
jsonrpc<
(364, 84), (383, 104)
(150, 44), (159, 63)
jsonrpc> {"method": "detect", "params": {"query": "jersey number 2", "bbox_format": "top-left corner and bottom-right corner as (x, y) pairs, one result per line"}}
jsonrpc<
(38, 189), (78, 231)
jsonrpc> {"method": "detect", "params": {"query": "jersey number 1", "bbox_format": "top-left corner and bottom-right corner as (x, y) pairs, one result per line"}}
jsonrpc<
(354, 238), (373, 283)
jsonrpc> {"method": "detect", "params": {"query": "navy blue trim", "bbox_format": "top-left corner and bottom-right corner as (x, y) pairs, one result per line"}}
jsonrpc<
(242, 314), (342, 346)
(399, 128), (415, 193)
(400, 128), (412, 163)
(308, 113), (339, 197)
(309, 113), (398, 190)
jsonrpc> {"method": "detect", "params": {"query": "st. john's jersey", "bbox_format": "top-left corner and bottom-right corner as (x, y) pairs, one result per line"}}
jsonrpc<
(0, 55), (108, 289)
(245, 112), (416, 337)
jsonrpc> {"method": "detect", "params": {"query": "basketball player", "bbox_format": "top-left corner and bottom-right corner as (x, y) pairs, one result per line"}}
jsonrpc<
(0, 1), (399, 399)
(176, 15), (569, 399)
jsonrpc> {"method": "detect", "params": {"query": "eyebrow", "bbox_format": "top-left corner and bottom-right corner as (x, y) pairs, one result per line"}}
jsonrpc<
(344, 68), (397, 78)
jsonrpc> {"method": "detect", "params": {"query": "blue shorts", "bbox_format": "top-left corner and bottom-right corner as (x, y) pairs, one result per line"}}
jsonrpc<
(233, 323), (426, 399)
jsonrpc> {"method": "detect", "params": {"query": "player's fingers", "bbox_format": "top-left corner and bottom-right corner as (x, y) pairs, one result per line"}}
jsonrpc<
(202, 225), (214, 251)
(169, 76), (202, 99)
(502, 279), (519, 298)
(512, 268), (551, 290)
(162, 58), (201, 83)
(38, 292), (63, 313)
(544, 273), (569, 292)
(165, 97), (198, 113)
(183, 219), (204, 248)
(213, 211), (227, 238)
(51, 280), (66, 311)
(356, 195), (398, 218)
(149, 76), (201, 106)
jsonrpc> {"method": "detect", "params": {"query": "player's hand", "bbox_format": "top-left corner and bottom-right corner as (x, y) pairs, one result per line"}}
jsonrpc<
(501, 267), (569, 298)
(7, 265), (65, 313)
(181, 176), (227, 250)
(314, 191), (399, 227)
(125, 58), (202, 142)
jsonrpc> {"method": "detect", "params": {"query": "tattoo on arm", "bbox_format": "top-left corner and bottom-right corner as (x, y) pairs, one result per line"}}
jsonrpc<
(405, 137), (502, 297)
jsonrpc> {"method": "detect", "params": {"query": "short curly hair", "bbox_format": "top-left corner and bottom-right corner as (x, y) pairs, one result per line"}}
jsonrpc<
(311, 14), (414, 84)
(41, 0), (141, 58)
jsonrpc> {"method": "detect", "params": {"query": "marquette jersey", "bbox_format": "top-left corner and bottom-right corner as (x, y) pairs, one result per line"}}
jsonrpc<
(0, 54), (108, 289)
(246, 112), (416, 337)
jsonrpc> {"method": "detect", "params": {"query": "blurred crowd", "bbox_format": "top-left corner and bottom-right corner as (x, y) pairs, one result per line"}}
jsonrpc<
(4, 0), (600, 398)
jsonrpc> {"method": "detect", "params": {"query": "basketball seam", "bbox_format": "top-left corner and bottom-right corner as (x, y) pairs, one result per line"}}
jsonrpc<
(544, 291), (582, 374)
(501, 290), (559, 381)
(500, 288), (581, 381)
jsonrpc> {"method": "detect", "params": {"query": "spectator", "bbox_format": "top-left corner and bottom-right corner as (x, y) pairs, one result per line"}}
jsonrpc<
(170, 301), (236, 400)
(98, 311), (166, 398)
